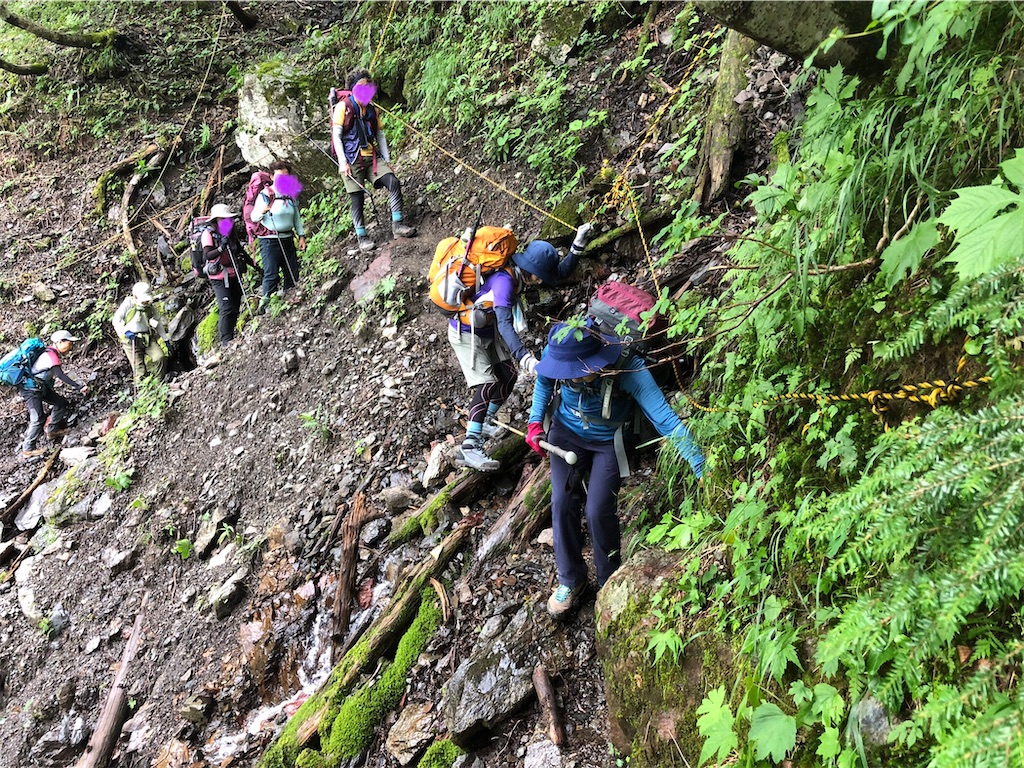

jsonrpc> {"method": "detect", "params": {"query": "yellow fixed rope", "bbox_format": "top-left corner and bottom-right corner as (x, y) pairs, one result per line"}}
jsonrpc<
(373, 102), (575, 230)
(370, 0), (399, 72)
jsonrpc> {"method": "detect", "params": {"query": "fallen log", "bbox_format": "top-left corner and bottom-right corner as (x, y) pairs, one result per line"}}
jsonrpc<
(92, 143), (160, 216)
(121, 147), (169, 259)
(330, 491), (384, 665)
(476, 460), (551, 564)
(75, 591), (149, 768)
(587, 205), (672, 253)
(281, 515), (482, 756)
(387, 436), (527, 549)
(1, 447), (60, 525)
(533, 664), (567, 748)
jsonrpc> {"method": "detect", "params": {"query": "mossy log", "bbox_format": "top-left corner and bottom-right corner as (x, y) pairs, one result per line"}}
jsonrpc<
(386, 436), (527, 549)
(92, 143), (160, 217)
(695, 29), (757, 206)
(587, 206), (672, 253)
(258, 517), (480, 767)
(0, 2), (120, 49)
(0, 55), (48, 75)
(476, 460), (551, 564)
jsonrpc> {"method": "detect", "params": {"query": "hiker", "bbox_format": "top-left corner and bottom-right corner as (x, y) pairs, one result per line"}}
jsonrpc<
(198, 203), (249, 345)
(331, 67), (416, 252)
(526, 320), (705, 617)
(450, 224), (593, 472)
(18, 331), (88, 458)
(112, 282), (168, 380)
(249, 159), (307, 308)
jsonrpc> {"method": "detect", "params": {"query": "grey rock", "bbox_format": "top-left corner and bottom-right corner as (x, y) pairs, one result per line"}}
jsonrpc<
(48, 603), (70, 637)
(30, 281), (57, 303)
(15, 479), (61, 531)
(101, 546), (137, 576)
(525, 740), (562, 768)
(208, 566), (249, 619)
(385, 701), (437, 765)
(378, 486), (421, 514)
(854, 695), (892, 746)
(194, 506), (238, 559)
(58, 446), (96, 467)
(28, 711), (87, 767)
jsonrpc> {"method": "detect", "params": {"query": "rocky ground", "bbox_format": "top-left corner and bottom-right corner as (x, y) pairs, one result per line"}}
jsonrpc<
(0, 5), (801, 767)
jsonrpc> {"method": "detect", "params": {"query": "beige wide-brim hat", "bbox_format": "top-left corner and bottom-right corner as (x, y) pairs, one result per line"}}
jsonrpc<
(209, 203), (238, 219)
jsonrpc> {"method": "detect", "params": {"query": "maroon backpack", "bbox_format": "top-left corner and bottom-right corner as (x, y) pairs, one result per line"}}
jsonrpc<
(587, 282), (667, 362)
(242, 170), (273, 245)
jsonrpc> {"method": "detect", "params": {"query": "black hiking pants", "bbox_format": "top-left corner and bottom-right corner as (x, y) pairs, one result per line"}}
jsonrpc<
(21, 387), (71, 451)
(212, 277), (243, 344)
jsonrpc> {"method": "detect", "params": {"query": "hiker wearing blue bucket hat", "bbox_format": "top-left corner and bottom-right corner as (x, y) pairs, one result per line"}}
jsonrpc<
(527, 319), (704, 618)
(449, 224), (595, 473)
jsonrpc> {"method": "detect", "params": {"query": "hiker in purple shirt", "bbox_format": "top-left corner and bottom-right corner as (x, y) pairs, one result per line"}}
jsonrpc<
(450, 223), (594, 471)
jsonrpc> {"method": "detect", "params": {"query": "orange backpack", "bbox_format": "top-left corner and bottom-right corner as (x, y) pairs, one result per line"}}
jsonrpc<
(428, 226), (518, 325)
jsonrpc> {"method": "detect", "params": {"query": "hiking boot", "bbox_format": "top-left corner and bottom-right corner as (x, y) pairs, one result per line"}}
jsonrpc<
(547, 583), (585, 618)
(455, 436), (499, 472)
(256, 296), (270, 315)
(22, 447), (47, 458)
(47, 428), (70, 439)
(357, 235), (377, 252)
(392, 221), (417, 238)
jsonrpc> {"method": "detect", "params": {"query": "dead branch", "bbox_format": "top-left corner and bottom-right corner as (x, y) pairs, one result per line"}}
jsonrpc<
(225, 1), (259, 29)
(532, 664), (567, 748)
(0, 2), (119, 49)
(75, 591), (149, 768)
(330, 491), (384, 665)
(2, 447), (60, 525)
(0, 55), (48, 75)
(121, 146), (169, 258)
(93, 143), (160, 217)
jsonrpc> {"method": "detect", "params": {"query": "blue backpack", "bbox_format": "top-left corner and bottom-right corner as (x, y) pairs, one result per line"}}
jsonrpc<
(0, 338), (47, 388)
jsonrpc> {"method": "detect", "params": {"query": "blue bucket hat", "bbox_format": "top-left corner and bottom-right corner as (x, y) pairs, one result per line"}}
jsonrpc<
(534, 321), (621, 380)
(512, 240), (559, 287)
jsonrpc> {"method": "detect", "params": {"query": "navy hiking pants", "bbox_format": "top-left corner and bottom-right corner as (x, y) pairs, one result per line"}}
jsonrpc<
(548, 419), (623, 590)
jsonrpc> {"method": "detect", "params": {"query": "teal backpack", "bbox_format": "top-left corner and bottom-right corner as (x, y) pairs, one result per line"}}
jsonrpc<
(0, 338), (47, 388)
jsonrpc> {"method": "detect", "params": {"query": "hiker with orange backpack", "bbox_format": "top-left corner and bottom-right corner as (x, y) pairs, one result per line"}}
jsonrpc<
(441, 222), (594, 471)
(249, 159), (307, 310)
(15, 331), (88, 458)
(331, 68), (416, 252)
(526, 319), (704, 617)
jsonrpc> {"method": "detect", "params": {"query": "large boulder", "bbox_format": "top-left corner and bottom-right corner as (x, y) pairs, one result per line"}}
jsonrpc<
(236, 63), (335, 182)
(595, 549), (737, 766)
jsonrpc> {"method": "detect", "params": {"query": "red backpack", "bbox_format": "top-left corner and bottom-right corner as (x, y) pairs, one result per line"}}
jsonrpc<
(242, 171), (272, 245)
(328, 88), (379, 159)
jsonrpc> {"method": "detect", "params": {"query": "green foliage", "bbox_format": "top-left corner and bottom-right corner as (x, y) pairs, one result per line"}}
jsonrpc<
(99, 377), (169, 488)
(417, 739), (464, 768)
(172, 538), (193, 561)
(195, 306), (220, 355)
(696, 686), (737, 766)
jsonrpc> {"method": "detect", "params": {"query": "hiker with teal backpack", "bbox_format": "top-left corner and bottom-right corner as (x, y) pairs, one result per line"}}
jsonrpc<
(6, 330), (88, 458)
(526, 319), (704, 618)
(331, 68), (416, 252)
(441, 222), (594, 472)
(248, 159), (307, 310)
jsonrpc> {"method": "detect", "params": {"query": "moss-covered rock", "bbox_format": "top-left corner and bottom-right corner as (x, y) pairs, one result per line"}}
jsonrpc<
(293, 748), (327, 768)
(595, 548), (738, 766)
(195, 306), (220, 356)
(418, 739), (464, 768)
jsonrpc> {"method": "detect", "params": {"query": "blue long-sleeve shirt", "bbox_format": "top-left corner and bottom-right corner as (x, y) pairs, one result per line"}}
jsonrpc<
(529, 356), (705, 478)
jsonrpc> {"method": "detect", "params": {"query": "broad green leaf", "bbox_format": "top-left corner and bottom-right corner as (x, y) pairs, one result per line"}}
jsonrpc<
(878, 220), (939, 289)
(938, 186), (1020, 238)
(817, 726), (842, 760)
(941, 206), (1024, 280)
(998, 148), (1024, 191)
(749, 702), (797, 763)
(696, 687), (737, 766)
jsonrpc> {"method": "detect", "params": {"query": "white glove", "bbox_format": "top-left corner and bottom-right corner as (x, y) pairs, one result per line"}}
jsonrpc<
(518, 354), (539, 376)
(571, 222), (594, 253)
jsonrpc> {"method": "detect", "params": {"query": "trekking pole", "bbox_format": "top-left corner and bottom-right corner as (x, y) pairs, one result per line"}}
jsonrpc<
(490, 419), (578, 466)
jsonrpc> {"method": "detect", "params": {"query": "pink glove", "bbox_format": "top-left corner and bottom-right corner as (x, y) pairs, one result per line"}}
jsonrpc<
(526, 422), (546, 456)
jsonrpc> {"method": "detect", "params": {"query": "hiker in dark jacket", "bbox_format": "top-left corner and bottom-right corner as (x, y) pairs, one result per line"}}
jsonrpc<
(198, 203), (248, 345)
(331, 68), (416, 252)
(527, 320), (704, 617)
(451, 223), (593, 472)
(249, 159), (307, 308)
(20, 330), (88, 458)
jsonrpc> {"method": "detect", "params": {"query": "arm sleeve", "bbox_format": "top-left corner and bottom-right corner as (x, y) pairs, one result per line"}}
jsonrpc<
(376, 129), (391, 162)
(294, 206), (305, 238)
(201, 229), (219, 259)
(494, 305), (529, 362)
(529, 373), (556, 425)
(250, 192), (270, 223)
(557, 249), (580, 281)
(332, 102), (346, 164)
(620, 364), (705, 479)
(50, 365), (81, 390)
(111, 298), (129, 336)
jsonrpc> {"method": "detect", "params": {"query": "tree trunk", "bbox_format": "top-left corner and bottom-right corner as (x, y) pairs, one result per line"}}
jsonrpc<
(0, 2), (118, 49)
(0, 55), (48, 75)
(695, 30), (758, 206)
(695, 0), (887, 76)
